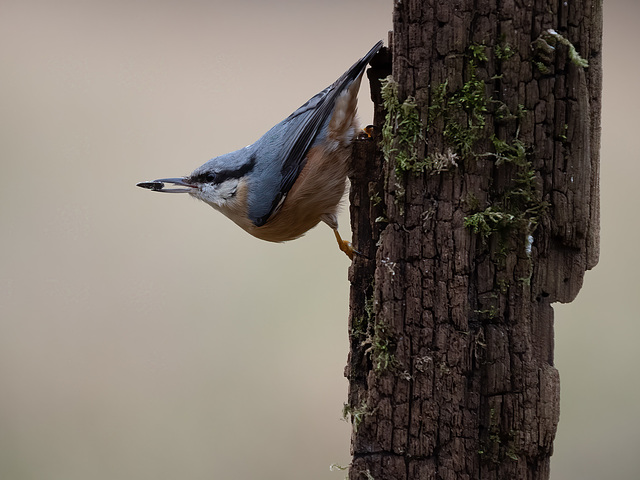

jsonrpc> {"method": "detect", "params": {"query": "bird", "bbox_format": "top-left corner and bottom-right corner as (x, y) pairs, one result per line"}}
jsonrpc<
(137, 41), (383, 259)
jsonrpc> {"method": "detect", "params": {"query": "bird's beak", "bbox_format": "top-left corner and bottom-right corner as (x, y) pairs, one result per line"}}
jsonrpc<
(136, 178), (197, 193)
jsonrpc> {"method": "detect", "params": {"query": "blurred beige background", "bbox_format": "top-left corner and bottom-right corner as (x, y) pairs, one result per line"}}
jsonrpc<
(0, 1), (637, 479)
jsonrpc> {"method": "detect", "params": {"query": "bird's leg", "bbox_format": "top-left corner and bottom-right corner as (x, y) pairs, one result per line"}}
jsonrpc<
(322, 214), (361, 259)
(333, 229), (358, 260)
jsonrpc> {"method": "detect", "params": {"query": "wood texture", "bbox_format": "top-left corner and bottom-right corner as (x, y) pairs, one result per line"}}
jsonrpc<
(346, 1), (602, 479)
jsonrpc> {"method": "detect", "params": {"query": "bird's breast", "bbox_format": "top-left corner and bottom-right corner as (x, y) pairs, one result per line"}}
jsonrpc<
(248, 144), (351, 242)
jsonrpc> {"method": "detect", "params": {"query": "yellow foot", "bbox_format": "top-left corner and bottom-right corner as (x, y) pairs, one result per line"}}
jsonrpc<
(357, 124), (376, 140)
(363, 124), (375, 137)
(333, 229), (359, 260)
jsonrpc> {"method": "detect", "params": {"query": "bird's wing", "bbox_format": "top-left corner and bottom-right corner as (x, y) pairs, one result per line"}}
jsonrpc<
(249, 41), (384, 227)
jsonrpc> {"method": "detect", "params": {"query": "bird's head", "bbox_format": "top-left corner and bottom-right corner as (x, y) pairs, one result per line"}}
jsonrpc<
(137, 150), (257, 210)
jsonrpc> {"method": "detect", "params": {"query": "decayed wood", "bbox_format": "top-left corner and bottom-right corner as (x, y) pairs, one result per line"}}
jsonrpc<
(346, 1), (602, 479)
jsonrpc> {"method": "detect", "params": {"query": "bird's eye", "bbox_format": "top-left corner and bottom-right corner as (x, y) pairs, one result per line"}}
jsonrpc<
(204, 172), (216, 183)
(191, 172), (216, 184)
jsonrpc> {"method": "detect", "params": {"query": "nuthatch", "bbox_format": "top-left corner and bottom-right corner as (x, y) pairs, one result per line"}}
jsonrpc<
(137, 41), (383, 259)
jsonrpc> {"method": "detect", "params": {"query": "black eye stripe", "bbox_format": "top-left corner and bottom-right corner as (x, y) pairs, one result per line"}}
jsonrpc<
(189, 154), (257, 184)
(188, 172), (213, 183)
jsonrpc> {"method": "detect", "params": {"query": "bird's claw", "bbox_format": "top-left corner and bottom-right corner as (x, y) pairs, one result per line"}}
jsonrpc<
(334, 230), (363, 260)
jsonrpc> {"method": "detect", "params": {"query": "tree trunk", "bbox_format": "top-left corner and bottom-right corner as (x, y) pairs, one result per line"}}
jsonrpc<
(345, 1), (602, 479)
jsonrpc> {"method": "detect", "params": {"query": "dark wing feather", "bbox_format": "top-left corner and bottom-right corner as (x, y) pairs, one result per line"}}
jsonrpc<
(256, 41), (383, 226)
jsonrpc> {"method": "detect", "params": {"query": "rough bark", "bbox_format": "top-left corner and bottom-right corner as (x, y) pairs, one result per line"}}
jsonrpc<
(345, 1), (601, 479)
